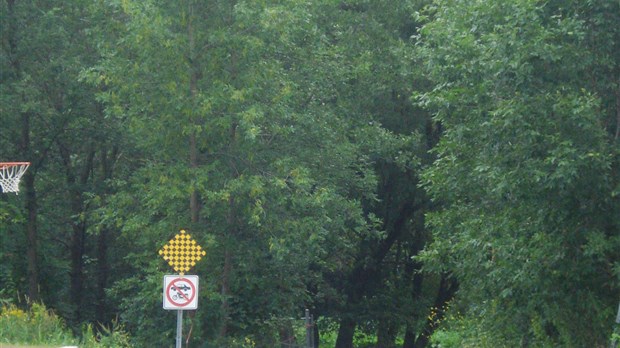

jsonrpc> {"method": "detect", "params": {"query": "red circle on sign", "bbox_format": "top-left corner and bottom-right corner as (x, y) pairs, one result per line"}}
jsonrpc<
(166, 278), (196, 307)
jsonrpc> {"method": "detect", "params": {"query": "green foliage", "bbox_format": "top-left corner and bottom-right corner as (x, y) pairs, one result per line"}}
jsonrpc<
(6, 0), (617, 346)
(81, 321), (132, 348)
(417, 0), (620, 346)
(0, 303), (76, 346)
(0, 302), (131, 347)
(81, 0), (404, 344)
(429, 313), (498, 348)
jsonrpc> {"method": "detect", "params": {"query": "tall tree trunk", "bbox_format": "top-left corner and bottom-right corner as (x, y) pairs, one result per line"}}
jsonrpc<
(615, 85), (619, 140)
(314, 318), (320, 348)
(219, 13), (240, 332)
(402, 322), (417, 348)
(402, 248), (425, 348)
(190, 132), (200, 222)
(376, 319), (397, 348)
(402, 270), (424, 348)
(22, 109), (38, 303)
(219, 246), (232, 337)
(220, 118), (240, 337)
(413, 275), (458, 348)
(188, 0), (200, 225)
(9, 0), (39, 303)
(95, 146), (117, 323)
(335, 317), (356, 348)
(60, 147), (94, 324)
(69, 221), (86, 323)
(68, 192), (88, 325)
(95, 226), (109, 323)
(24, 170), (39, 302)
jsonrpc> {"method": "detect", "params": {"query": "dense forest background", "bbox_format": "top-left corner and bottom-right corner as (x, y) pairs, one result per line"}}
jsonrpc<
(1, 0), (619, 347)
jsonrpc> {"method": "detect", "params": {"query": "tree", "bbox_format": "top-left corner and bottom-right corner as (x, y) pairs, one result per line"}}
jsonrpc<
(417, 0), (620, 345)
(86, 0), (392, 345)
(1, 0), (130, 331)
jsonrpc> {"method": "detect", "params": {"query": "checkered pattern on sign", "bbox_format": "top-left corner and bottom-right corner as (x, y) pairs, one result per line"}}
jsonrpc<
(158, 230), (206, 275)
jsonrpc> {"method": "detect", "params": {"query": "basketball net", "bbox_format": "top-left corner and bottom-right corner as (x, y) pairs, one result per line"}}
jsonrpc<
(0, 162), (30, 194)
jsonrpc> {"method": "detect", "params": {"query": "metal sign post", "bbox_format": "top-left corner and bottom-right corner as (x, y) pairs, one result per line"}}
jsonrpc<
(176, 310), (183, 348)
(158, 230), (207, 348)
(302, 309), (315, 348)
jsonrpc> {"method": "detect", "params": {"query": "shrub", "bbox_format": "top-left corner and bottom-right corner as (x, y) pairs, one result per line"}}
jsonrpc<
(0, 303), (77, 346)
(81, 321), (132, 348)
(0, 302), (131, 348)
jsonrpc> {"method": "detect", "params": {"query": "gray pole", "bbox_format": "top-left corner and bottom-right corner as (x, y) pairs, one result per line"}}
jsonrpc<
(305, 309), (312, 348)
(176, 310), (183, 348)
(310, 313), (315, 348)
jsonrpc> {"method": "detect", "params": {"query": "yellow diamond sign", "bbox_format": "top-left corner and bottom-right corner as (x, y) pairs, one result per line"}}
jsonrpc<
(158, 229), (206, 275)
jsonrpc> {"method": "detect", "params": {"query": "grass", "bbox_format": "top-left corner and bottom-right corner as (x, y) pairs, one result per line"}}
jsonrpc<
(0, 345), (65, 348)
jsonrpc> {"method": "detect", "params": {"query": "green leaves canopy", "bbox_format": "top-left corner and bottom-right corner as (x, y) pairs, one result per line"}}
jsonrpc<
(417, 0), (620, 345)
(85, 0), (407, 344)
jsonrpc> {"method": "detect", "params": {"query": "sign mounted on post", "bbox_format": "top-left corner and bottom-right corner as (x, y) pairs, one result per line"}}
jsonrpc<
(158, 229), (206, 275)
(158, 229), (207, 348)
(163, 275), (199, 310)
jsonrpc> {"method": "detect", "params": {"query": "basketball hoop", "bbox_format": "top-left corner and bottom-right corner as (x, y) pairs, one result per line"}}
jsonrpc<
(0, 162), (30, 194)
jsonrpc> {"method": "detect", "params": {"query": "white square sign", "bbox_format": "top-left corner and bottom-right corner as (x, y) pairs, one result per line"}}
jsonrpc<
(163, 275), (199, 310)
